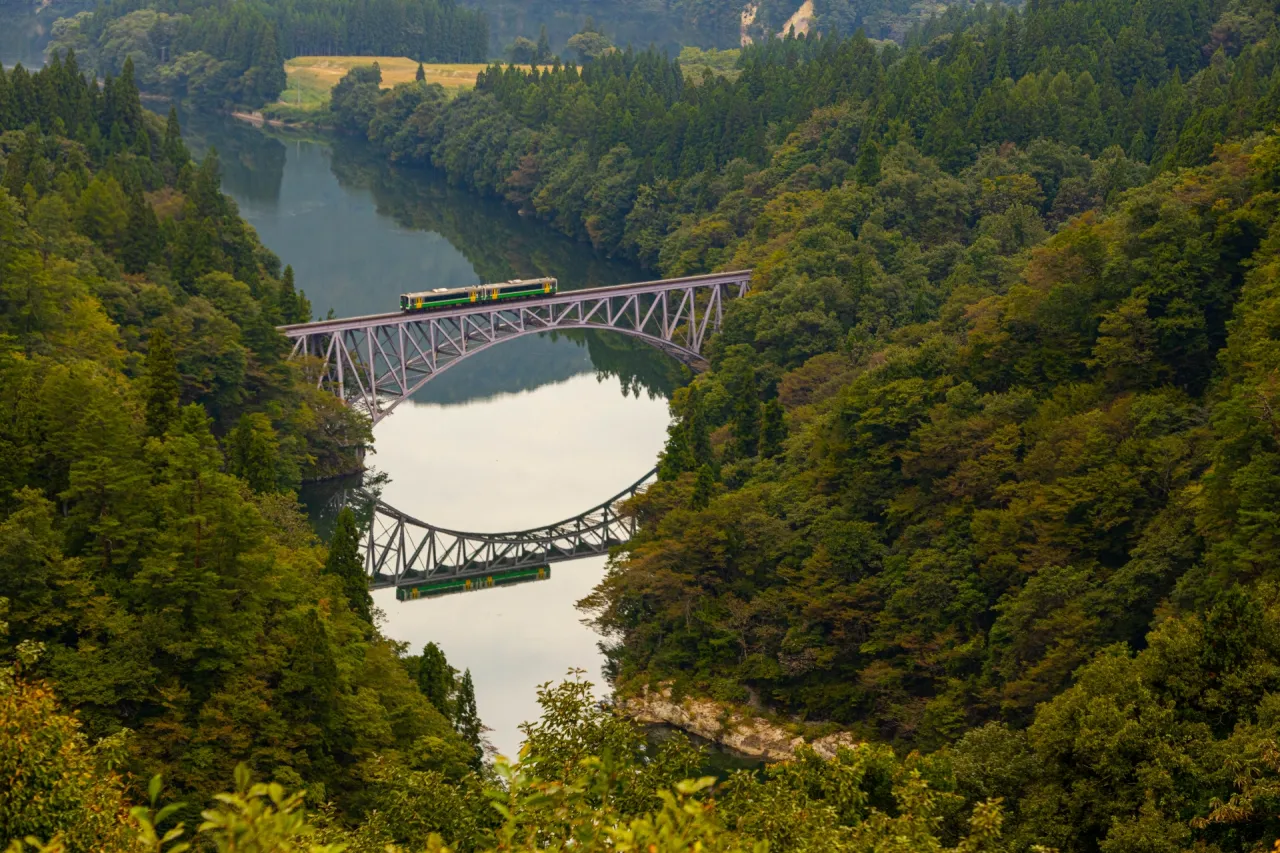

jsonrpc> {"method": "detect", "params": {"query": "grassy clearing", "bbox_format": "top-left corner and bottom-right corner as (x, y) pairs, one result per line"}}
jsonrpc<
(276, 56), (499, 112)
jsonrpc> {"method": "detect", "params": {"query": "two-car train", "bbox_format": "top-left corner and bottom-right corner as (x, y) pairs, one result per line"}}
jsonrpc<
(400, 277), (558, 312)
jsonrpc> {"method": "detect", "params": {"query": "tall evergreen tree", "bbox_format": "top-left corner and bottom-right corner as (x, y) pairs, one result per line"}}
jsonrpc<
(225, 413), (281, 493)
(162, 106), (188, 170)
(144, 329), (181, 437)
(691, 464), (715, 510)
(278, 264), (310, 324)
(535, 25), (552, 64)
(415, 62), (426, 82)
(725, 352), (760, 459)
(759, 399), (786, 459)
(417, 641), (453, 716)
(253, 26), (288, 103)
(324, 507), (372, 623)
(686, 388), (712, 470)
(121, 186), (161, 273)
(454, 668), (482, 767)
(855, 139), (882, 184)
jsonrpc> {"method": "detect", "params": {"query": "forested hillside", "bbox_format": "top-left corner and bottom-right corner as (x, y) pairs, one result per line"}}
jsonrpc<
(319, 0), (1280, 848)
(0, 52), (494, 835)
(46, 0), (488, 109)
(9, 0), (1280, 850)
(469, 0), (948, 56)
(331, 0), (1257, 267)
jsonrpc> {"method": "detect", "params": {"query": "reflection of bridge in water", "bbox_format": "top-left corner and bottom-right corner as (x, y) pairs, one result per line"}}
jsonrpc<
(280, 271), (752, 424)
(357, 470), (656, 601)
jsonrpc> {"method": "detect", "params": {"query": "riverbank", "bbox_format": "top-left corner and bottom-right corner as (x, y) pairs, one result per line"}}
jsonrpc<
(621, 684), (857, 762)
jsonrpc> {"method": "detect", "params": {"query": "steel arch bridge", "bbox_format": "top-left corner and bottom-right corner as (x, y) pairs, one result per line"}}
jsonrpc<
(355, 469), (656, 598)
(279, 271), (752, 423)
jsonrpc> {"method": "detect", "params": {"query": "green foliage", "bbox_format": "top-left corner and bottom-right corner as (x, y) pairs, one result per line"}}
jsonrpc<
(122, 183), (163, 274)
(417, 641), (454, 718)
(759, 399), (785, 459)
(691, 464), (716, 510)
(277, 265), (311, 325)
(0, 626), (131, 853)
(577, 115), (1280, 853)
(325, 0), (1277, 278)
(0, 59), (426, 829)
(14, 5), (1280, 853)
(226, 412), (297, 493)
(144, 329), (182, 437)
(454, 669), (483, 769)
(324, 507), (373, 623)
(566, 27), (613, 64)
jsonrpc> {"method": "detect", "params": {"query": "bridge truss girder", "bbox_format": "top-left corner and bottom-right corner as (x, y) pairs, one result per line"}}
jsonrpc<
(281, 271), (752, 424)
(361, 469), (656, 591)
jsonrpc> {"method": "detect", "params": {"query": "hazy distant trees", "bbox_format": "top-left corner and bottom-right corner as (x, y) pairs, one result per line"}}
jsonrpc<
(47, 0), (488, 108)
(566, 16), (613, 62)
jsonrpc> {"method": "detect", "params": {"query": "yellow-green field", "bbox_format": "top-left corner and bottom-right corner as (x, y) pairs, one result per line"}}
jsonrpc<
(276, 56), (497, 111)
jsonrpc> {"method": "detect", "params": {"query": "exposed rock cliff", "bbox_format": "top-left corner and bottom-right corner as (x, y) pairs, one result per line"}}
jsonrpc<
(621, 685), (857, 762)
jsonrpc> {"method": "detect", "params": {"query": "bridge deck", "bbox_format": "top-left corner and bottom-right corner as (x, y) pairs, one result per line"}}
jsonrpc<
(278, 270), (753, 335)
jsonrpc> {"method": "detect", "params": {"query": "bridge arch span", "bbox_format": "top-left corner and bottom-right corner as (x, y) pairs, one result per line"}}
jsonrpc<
(357, 468), (657, 596)
(280, 271), (752, 424)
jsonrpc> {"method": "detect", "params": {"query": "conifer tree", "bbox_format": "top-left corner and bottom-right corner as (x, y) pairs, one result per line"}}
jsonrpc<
(144, 329), (181, 437)
(121, 185), (161, 273)
(278, 265), (310, 324)
(686, 388), (712, 470)
(657, 423), (691, 480)
(535, 25), (552, 64)
(163, 106), (189, 170)
(725, 356), (759, 459)
(454, 668), (482, 767)
(760, 399), (786, 459)
(226, 413), (281, 493)
(114, 57), (144, 143)
(416, 62), (426, 82)
(691, 464), (715, 510)
(254, 26), (288, 102)
(417, 641), (453, 715)
(324, 507), (372, 623)
(855, 139), (882, 184)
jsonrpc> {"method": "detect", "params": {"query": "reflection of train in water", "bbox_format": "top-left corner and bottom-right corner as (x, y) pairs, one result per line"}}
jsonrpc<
(400, 277), (558, 312)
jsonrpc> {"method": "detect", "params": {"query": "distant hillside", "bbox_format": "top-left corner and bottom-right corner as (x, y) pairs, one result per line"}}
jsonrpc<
(463, 0), (955, 56)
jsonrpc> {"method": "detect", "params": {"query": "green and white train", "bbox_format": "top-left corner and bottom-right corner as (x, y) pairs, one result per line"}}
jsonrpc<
(400, 277), (558, 312)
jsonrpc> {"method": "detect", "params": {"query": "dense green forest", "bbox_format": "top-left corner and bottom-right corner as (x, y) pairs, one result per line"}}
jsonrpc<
(330, 0), (1260, 265)
(45, 0), (488, 109)
(0, 39), (1013, 853)
(320, 0), (1280, 848)
(9, 0), (1280, 850)
(0, 53), (487, 843)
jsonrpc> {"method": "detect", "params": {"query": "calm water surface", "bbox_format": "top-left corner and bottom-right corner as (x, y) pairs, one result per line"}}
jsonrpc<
(179, 114), (680, 757)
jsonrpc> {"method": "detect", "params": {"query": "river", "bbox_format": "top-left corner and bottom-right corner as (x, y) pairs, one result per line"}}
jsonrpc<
(177, 114), (683, 758)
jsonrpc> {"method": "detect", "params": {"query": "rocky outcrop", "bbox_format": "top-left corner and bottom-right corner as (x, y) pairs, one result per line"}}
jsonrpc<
(779, 0), (815, 37)
(621, 685), (858, 762)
